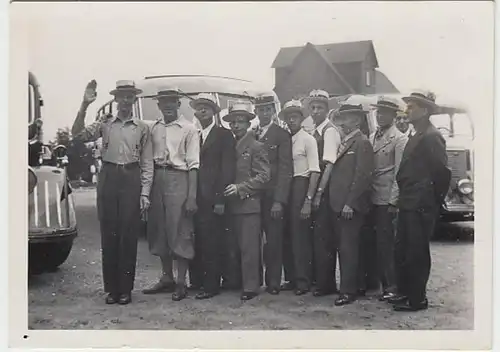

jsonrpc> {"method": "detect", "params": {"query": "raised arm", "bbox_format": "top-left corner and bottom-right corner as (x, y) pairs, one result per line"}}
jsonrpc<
(71, 80), (101, 143)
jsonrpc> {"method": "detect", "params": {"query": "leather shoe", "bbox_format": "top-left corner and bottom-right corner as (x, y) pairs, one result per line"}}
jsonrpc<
(335, 294), (356, 306)
(357, 289), (367, 297)
(266, 287), (280, 295)
(195, 291), (218, 300)
(280, 282), (295, 291)
(387, 294), (408, 304)
(379, 291), (398, 302)
(313, 288), (336, 297)
(142, 281), (175, 294)
(240, 292), (258, 301)
(393, 299), (428, 312)
(294, 288), (310, 296)
(172, 285), (187, 301)
(118, 293), (132, 305)
(105, 293), (119, 304)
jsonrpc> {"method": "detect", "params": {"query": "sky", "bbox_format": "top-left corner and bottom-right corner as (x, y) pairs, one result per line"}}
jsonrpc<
(17, 1), (494, 140)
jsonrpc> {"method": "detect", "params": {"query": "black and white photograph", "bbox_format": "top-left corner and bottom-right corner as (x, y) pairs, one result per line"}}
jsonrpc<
(7, 0), (495, 350)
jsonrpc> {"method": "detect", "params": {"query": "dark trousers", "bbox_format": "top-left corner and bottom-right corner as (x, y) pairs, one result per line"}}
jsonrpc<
(395, 209), (437, 304)
(97, 163), (141, 294)
(312, 192), (338, 292)
(189, 239), (203, 288)
(193, 200), (224, 293)
(333, 211), (365, 295)
(358, 205), (395, 292)
(262, 195), (285, 290)
(283, 177), (313, 290)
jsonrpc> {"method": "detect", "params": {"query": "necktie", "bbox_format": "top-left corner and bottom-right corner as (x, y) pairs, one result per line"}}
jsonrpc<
(199, 131), (203, 148)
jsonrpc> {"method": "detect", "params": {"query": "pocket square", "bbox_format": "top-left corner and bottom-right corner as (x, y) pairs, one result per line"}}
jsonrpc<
(347, 151), (355, 155)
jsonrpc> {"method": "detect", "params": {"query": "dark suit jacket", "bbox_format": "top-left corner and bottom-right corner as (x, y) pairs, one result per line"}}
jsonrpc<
(228, 132), (271, 215)
(396, 119), (451, 211)
(257, 123), (293, 205)
(328, 130), (374, 214)
(197, 125), (236, 207)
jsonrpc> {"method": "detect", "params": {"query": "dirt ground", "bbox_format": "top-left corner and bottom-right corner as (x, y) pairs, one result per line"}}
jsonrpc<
(28, 188), (474, 330)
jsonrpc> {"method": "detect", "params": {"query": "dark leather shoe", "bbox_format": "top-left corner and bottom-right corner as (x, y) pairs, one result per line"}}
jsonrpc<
(105, 293), (119, 304)
(313, 288), (336, 297)
(172, 285), (187, 301)
(387, 294), (408, 304)
(118, 293), (132, 305)
(294, 288), (310, 296)
(379, 291), (398, 302)
(142, 281), (175, 294)
(195, 291), (218, 300)
(280, 282), (295, 291)
(266, 287), (280, 295)
(240, 292), (258, 301)
(393, 299), (428, 312)
(187, 284), (202, 291)
(335, 294), (356, 306)
(357, 289), (367, 297)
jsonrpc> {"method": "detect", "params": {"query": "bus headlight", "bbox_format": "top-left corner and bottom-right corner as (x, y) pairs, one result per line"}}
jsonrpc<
(457, 178), (473, 195)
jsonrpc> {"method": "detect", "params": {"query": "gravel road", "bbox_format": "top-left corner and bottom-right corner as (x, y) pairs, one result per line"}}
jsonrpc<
(28, 188), (474, 330)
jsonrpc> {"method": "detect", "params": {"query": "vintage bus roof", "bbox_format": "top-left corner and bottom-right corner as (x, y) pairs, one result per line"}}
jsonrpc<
(136, 74), (270, 99)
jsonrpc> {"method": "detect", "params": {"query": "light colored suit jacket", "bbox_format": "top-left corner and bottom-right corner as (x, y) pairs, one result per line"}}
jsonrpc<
(369, 124), (408, 206)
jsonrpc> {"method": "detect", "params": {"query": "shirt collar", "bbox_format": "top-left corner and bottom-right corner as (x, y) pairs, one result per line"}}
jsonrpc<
(156, 115), (185, 127)
(315, 118), (329, 134)
(202, 119), (216, 132)
(110, 115), (139, 125)
(342, 128), (361, 143)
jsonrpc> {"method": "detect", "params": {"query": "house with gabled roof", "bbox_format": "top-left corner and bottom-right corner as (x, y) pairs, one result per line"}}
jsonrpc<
(271, 40), (399, 104)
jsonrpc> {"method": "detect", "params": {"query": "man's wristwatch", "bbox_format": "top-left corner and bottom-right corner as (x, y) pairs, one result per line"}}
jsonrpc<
(305, 195), (313, 202)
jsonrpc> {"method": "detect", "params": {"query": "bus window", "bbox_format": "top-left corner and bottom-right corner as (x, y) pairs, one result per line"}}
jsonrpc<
(28, 83), (35, 123)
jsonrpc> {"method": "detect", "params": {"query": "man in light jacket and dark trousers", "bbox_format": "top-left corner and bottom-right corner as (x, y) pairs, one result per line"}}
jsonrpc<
(358, 97), (408, 300)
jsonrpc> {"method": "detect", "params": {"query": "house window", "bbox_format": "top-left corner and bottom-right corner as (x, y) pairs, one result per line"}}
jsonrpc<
(366, 70), (372, 87)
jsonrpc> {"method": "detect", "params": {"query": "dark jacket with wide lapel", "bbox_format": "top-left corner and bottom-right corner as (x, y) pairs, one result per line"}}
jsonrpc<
(257, 123), (293, 205)
(396, 119), (451, 211)
(228, 131), (271, 215)
(328, 130), (375, 214)
(197, 125), (236, 207)
(369, 125), (408, 205)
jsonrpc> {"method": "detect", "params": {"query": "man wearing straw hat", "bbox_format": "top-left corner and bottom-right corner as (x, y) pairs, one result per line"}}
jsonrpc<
(142, 87), (200, 301)
(223, 102), (270, 301)
(296, 89), (342, 297)
(253, 92), (293, 295)
(189, 93), (236, 299)
(329, 103), (374, 306)
(389, 91), (451, 311)
(358, 96), (408, 301)
(280, 100), (321, 295)
(71, 80), (153, 305)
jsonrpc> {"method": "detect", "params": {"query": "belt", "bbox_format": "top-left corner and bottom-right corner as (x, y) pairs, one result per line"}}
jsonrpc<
(154, 163), (176, 170)
(103, 161), (140, 169)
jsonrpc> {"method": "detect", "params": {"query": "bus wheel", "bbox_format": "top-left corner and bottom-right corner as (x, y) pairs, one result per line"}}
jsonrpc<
(29, 240), (74, 274)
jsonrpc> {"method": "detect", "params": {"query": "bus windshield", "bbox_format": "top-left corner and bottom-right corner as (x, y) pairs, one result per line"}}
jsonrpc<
(430, 113), (474, 138)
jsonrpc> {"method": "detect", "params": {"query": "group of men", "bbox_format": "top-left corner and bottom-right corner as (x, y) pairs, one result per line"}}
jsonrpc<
(71, 80), (450, 312)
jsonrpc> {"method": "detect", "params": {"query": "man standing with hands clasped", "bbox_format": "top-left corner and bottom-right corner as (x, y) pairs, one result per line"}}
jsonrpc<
(223, 102), (271, 301)
(72, 80), (153, 305)
(142, 87), (200, 301)
(328, 104), (374, 306)
(390, 91), (451, 311)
